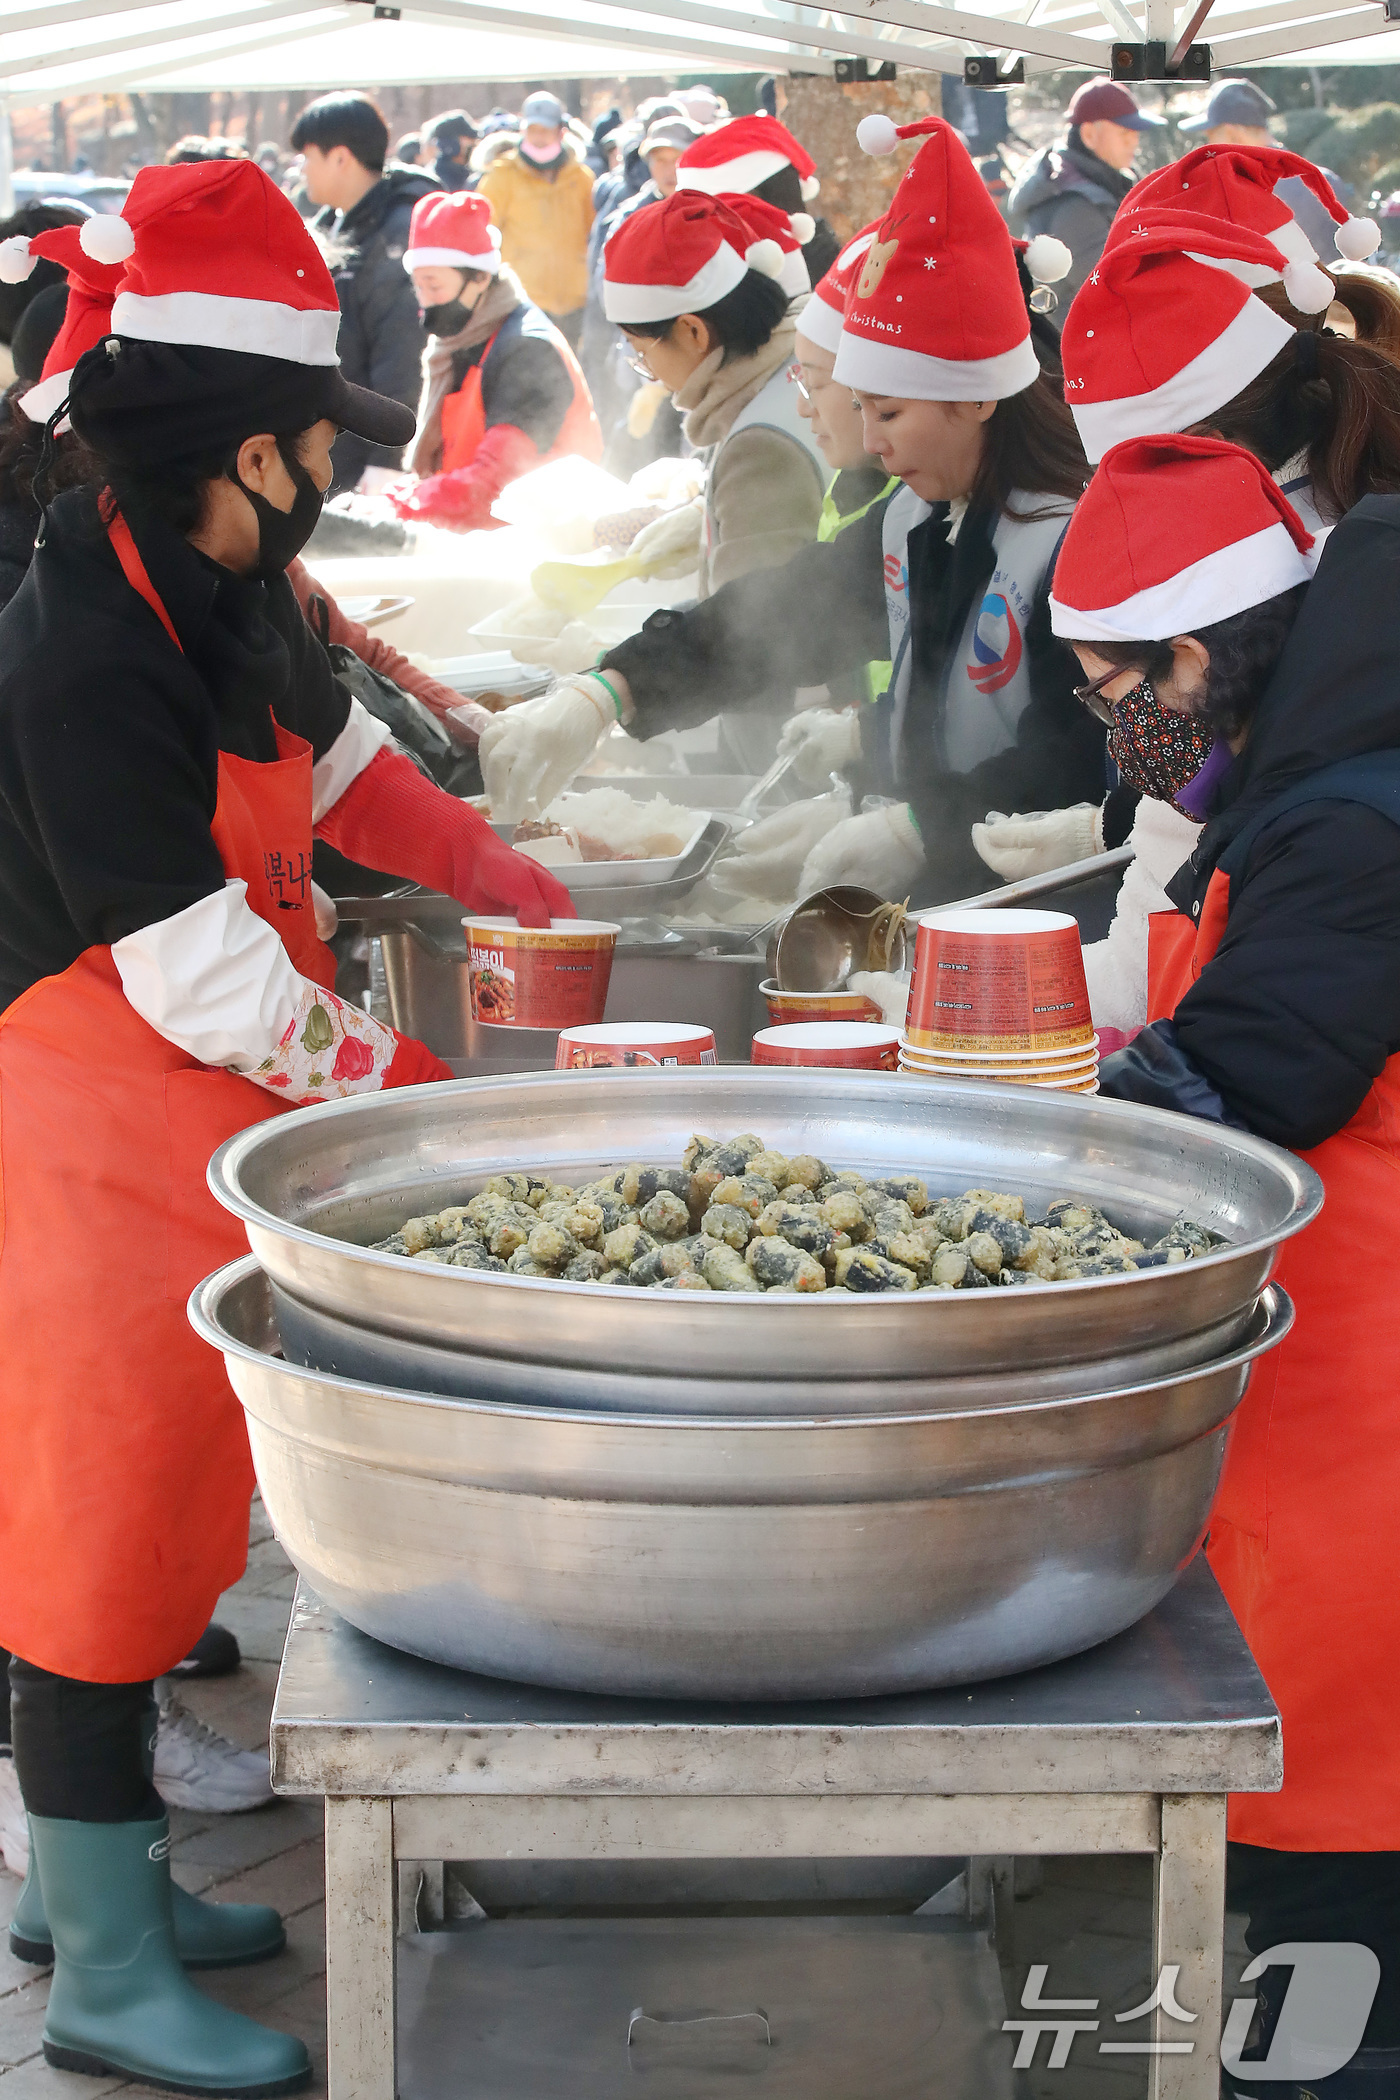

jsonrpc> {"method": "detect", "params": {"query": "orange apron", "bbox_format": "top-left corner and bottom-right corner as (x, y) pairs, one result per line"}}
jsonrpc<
(0, 514), (336, 1683)
(440, 316), (601, 474)
(1148, 883), (1400, 1849)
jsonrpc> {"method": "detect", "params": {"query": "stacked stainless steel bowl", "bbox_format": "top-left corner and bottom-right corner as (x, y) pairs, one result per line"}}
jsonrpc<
(195, 1069), (1320, 1699)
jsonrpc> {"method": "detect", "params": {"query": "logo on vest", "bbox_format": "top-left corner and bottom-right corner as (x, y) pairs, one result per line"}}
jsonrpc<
(149, 1834), (172, 1862)
(967, 591), (1024, 694)
(883, 554), (907, 593)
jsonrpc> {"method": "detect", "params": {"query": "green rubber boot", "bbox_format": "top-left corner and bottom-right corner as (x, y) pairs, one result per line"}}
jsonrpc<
(11, 1838), (286, 1968)
(33, 1813), (310, 2096)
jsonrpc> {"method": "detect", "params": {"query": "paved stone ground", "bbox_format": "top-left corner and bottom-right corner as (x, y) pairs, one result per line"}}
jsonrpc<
(0, 1502), (1248, 2098)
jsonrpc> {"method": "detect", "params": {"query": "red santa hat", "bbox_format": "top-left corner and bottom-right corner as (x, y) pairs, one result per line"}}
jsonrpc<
(718, 191), (809, 298)
(1049, 433), (1318, 642)
(832, 115), (1046, 399)
(1115, 144), (1380, 271)
(603, 191), (787, 324)
(0, 223), (125, 427)
(795, 220), (880, 354)
(403, 191), (501, 276)
(1061, 217), (1302, 463)
(677, 116), (820, 216)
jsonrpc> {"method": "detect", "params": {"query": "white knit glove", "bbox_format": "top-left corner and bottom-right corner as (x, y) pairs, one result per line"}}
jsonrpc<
(478, 674), (616, 823)
(726, 792), (852, 895)
(971, 803), (1105, 882)
(777, 707), (865, 788)
(627, 498), (704, 577)
(799, 804), (924, 899)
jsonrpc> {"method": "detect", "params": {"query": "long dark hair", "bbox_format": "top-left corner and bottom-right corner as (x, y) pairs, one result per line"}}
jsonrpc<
(970, 365), (1090, 522)
(0, 389), (96, 511)
(1060, 587), (1305, 742)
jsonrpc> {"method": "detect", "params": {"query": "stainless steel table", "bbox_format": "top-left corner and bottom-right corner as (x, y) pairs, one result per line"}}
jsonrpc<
(272, 1556), (1280, 2100)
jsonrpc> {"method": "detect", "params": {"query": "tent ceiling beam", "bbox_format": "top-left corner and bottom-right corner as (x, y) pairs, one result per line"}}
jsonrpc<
(0, 0), (335, 81)
(402, 0), (840, 64)
(13, 7), (356, 95)
(1210, 3), (1387, 57)
(799, 0), (1106, 63)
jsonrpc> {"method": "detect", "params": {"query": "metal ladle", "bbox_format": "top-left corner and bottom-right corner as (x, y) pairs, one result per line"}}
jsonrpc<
(771, 886), (911, 992)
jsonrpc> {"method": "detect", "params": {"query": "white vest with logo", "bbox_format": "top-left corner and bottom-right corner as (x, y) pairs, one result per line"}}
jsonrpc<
(701, 359), (830, 591)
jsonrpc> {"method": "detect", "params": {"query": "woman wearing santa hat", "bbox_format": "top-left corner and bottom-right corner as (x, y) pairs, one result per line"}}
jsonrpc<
(1055, 431), (1400, 2092)
(385, 189), (602, 532)
(480, 189), (832, 805)
(0, 158), (571, 2098)
(677, 112), (840, 285)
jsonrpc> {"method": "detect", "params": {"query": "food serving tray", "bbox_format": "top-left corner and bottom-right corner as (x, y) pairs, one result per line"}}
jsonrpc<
(514, 803), (711, 894)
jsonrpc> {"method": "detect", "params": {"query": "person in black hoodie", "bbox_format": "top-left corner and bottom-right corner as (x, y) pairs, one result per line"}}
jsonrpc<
(290, 92), (439, 491)
(1056, 435), (1400, 2096)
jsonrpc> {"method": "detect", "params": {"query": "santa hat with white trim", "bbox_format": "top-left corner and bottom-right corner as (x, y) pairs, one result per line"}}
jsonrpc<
(719, 191), (810, 299)
(1061, 217), (1303, 464)
(677, 116), (820, 227)
(1114, 144), (1380, 272)
(603, 191), (786, 324)
(403, 190), (502, 277)
(832, 114), (1044, 400)
(65, 159), (414, 451)
(0, 223), (126, 427)
(1050, 432), (1319, 642)
(795, 221), (880, 354)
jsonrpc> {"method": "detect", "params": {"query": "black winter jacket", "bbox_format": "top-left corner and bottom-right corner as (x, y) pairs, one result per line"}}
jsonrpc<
(314, 164), (440, 492)
(604, 491), (1105, 905)
(1101, 496), (1400, 1151)
(1007, 135), (1134, 305)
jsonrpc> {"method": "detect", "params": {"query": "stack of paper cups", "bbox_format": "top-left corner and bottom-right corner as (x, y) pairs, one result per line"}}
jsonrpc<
(898, 909), (1098, 1093)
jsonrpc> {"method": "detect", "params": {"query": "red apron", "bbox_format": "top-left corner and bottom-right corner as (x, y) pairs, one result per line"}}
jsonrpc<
(1148, 887), (1400, 1849)
(440, 321), (601, 474)
(0, 515), (336, 1683)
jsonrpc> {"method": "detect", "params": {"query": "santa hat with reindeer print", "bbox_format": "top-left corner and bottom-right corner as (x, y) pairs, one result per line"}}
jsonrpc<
(833, 114), (1071, 398)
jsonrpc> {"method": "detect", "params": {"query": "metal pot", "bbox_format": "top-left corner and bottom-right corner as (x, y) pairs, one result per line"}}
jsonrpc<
(192, 1258), (1292, 1699)
(208, 1068), (1322, 1385)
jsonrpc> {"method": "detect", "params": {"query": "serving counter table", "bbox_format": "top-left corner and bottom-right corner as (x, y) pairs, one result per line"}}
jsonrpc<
(273, 1555), (1279, 2100)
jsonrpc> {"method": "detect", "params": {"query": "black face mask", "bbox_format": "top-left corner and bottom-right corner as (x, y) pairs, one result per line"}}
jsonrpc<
(229, 445), (325, 580)
(422, 299), (472, 338)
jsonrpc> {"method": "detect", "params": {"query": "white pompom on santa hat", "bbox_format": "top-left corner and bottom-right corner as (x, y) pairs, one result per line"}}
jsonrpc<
(603, 191), (787, 324)
(718, 191), (810, 299)
(14, 223), (130, 427)
(834, 114), (1040, 400)
(1116, 142), (1380, 276)
(795, 220), (880, 354)
(402, 191), (502, 277)
(677, 115), (820, 204)
(1050, 432), (1320, 642)
(1061, 216), (1305, 464)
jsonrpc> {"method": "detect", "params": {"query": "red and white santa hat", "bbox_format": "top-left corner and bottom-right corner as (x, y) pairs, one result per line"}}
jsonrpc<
(0, 223), (126, 426)
(677, 115), (820, 229)
(795, 220), (881, 354)
(1050, 433), (1319, 641)
(1061, 217), (1302, 463)
(832, 115), (1065, 399)
(603, 191), (787, 324)
(1115, 143), (1380, 272)
(403, 190), (501, 277)
(719, 191), (809, 298)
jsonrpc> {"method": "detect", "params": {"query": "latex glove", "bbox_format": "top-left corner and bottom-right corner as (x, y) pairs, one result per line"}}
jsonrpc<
(444, 700), (496, 747)
(799, 804), (924, 900)
(971, 803), (1104, 882)
(478, 674), (616, 823)
(727, 791), (851, 895)
(627, 498), (704, 578)
(777, 707), (865, 788)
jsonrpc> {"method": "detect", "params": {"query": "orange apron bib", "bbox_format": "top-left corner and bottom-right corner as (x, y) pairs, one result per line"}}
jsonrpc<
(1148, 884), (1400, 1849)
(0, 514), (335, 1683)
(440, 317), (601, 475)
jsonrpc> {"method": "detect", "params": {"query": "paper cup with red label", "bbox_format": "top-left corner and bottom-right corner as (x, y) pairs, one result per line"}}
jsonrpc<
(761, 980), (884, 1026)
(556, 1022), (717, 1070)
(897, 1034), (1100, 1070)
(898, 1045), (1099, 1080)
(752, 1023), (901, 1070)
(904, 909), (1093, 1056)
(464, 916), (619, 1030)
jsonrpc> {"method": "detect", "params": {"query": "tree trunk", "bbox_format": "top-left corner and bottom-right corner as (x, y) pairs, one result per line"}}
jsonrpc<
(781, 72), (942, 246)
(51, 100), (68, 169)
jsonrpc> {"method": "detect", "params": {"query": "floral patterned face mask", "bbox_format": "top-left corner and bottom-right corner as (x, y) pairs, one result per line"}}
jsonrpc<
(1107, 679), (1219, 814)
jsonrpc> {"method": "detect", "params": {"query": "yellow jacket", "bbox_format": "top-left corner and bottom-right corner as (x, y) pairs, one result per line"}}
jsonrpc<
(476, 149), (594, 318)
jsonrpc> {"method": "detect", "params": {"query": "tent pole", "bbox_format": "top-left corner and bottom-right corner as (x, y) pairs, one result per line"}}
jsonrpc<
(0, 101), (13, 217)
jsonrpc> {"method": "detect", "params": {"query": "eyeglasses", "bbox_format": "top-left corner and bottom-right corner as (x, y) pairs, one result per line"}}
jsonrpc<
(1073, 665), (1145, 725)
(622, 345), (656, 379)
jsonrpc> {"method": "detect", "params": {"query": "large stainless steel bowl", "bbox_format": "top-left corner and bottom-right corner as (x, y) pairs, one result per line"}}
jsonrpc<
(208, 1069), (1321, 1384)
(192, 1257), (1293, 1698)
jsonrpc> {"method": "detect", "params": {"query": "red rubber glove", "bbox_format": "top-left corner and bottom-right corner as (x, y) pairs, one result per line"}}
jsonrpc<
(386, 424), (540, 532)
(384, 1032), (455, 1089)
(315, 747), (575, 928)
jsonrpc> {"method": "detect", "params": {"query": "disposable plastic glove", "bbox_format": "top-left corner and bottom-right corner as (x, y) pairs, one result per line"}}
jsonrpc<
(727, 792), (852, 897)
(478, 674), (617, 823)
(971, 803), (1104, 882)
(799, 804), (924, 900)
(627, 498), (704, 578)
(777, 707), (865, 788)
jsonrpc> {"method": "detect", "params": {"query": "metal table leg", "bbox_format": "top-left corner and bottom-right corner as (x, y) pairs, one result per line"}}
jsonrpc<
(325, 1797), (396, 2100)
(1149, 1794), (1227, 2100)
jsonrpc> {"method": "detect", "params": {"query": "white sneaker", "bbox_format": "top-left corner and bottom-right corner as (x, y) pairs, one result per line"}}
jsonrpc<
(153, 1685), (274, 1814)
(0, 1757), (27, 1877)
